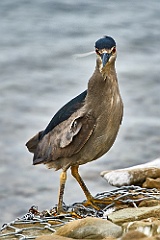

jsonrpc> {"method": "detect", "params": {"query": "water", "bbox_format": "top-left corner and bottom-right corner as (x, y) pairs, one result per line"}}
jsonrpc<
(0, 0), (160, 226)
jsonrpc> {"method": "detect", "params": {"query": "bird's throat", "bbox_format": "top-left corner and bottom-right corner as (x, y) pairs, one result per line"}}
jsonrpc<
(96, 58), (116, 81)
(101, 64), (116, 81)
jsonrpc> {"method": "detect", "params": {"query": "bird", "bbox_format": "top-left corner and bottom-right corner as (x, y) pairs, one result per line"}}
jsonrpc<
(26, 36), (123, 214)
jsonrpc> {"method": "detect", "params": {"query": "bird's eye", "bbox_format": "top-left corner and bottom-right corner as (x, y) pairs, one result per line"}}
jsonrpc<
(112, 47), (116, 54)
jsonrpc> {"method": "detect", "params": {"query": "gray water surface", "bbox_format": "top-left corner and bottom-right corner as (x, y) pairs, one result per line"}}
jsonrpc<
(0, 0), (160, 226)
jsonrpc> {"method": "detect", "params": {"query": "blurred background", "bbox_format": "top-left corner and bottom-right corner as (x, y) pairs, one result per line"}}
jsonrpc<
(0, 0), (160, 226)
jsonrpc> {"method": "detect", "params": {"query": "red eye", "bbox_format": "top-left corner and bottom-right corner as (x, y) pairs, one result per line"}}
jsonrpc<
(112, 47), (116, 54)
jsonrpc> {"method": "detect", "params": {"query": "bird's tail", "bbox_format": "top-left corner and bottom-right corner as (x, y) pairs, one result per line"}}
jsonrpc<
(26, 131), (43, 154)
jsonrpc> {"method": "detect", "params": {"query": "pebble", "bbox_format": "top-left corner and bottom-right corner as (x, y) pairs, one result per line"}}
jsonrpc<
(143, 177), (160, 189)
(121, 230), (147, 240)
(54, 217), (122, 239)
(123, 218), (160, 237)
(36, 235), (73, 240)
(108, 205), (160, 224)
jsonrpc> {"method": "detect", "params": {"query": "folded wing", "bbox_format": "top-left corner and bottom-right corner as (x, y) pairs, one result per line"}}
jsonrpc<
(33, 114), (95, 165)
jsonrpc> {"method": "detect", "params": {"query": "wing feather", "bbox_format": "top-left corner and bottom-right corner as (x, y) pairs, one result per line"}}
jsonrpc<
(26, 90), (87, 154)
(33, 114), (95, 164)
(40, 90), (87, 139)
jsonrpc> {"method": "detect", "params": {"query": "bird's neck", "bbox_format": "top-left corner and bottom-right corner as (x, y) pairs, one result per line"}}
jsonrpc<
(88, 59), (118, 95)
(86, 59), (120, 114)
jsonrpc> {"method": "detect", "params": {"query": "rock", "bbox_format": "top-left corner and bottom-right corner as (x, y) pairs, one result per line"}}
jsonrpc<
(36, 234), (117, 240)
(108, 205), (160, 224)
(103, 237), (117, 240)
(121, 230), (147, 240)
(54, 216), (122, 239)
(36, 235), (73, 240)
(121, 230), (160, 240)
(101, 158), (160, 187)
(123, 218), (160, 237)
(139, 199), (160, 207)
(143, 177), (160, 189)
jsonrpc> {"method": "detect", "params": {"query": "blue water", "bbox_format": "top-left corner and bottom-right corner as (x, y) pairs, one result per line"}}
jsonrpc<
(0, 0), (160, 225)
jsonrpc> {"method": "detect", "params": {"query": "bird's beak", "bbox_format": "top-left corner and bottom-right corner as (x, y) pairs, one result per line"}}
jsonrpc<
(101, 53), (111, 67)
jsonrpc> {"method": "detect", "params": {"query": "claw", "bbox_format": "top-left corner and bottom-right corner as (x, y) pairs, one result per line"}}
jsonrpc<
(83, 197), (113, 210)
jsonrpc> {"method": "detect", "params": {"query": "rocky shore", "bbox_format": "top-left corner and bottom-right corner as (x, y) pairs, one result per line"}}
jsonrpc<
(1, 158), (160, 240)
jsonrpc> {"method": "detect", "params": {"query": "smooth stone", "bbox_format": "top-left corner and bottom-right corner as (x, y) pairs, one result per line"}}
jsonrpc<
(108, 205), (160, 224)
(101, 158), (160, 187)
(36, 235), (74, 240)
(139, 199), (160, 207)
(54, 216), (122, 239)
(123, 218), (160, 237)
(143, 177), (160, 189)
(36, 235), (117, 240)
(102, 237), (117, 240)
(121, 230), (159, 240)
(121, 230), (147, 240)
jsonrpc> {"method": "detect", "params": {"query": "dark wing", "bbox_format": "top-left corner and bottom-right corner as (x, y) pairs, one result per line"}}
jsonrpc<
(26, 90), (87, 153)
(40, 90), (87, 139)
(33, 114), (96, 165)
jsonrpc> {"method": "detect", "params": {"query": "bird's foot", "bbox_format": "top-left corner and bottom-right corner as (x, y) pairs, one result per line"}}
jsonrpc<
(53, 201), (70, 216)
(55, 205), (84, 219)
(83, 197), (113, 210)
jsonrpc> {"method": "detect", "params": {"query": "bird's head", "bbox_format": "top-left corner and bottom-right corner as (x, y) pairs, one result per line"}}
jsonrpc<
(95, 36), (117, 72)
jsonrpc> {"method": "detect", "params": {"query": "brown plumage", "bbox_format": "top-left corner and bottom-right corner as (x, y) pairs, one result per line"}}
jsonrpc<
(26, 36), (123, 213)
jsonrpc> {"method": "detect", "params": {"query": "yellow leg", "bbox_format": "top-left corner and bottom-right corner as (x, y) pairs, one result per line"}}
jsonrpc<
(57, 170), (67, 214)
(71, 165), (93, 200)
(71, 165), (112, 210)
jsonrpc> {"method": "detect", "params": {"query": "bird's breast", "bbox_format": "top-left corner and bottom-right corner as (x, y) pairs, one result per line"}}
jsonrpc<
(76, 90), (123, 165)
